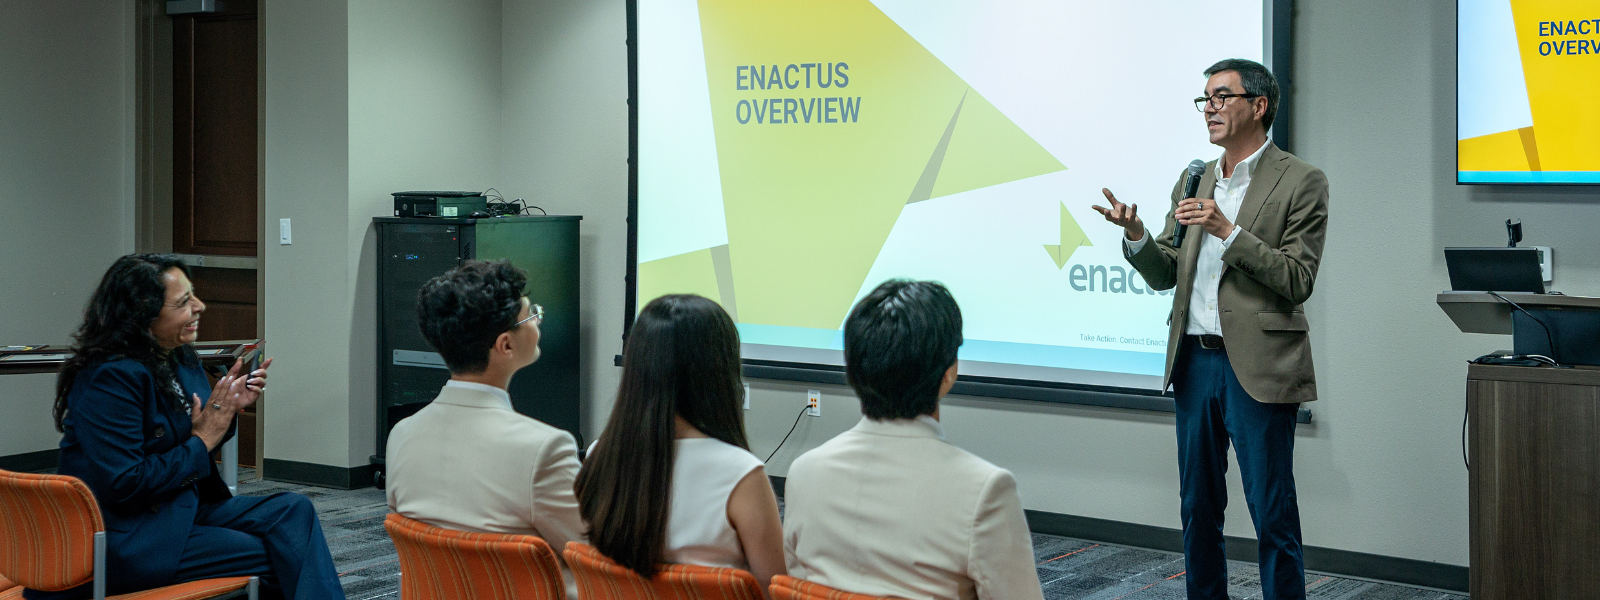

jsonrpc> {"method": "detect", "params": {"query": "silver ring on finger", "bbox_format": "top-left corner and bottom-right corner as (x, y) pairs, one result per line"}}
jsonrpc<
(211, 402), (222, 409)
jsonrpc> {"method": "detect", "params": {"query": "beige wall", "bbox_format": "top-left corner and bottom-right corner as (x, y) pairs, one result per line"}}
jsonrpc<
(1291, 0), (1600, 563)
(261, 0), (352, 468)
(508, 0), (1600, 570)
(10, 0), (1600, 572)
(500, 0), (628, 437)
(346, 0), (506, 465)
(262, 0), (508, 469)
(0, 1), (137, 457)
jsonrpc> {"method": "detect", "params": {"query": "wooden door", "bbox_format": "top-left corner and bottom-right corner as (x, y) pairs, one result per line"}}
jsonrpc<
(173, 0), (260, 466)
(173, 0), (257, 258)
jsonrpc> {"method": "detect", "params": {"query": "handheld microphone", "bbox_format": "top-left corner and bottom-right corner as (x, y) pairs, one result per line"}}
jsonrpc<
(1172, 159), (1207, 248)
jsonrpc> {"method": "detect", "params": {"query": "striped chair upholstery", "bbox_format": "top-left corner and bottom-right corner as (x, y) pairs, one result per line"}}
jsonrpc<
(0, 469), (104, 591)
(384, 513), (564, 600)
(0, 469), (253, 600)
(562, 542), (764, 600)
(769, 575), (895, 600)
(0, 575), (19, 600)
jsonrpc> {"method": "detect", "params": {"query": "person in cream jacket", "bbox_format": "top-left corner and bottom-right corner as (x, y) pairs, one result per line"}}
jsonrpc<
(783, 279), (1044, 600)
(385, 261), (586, 597)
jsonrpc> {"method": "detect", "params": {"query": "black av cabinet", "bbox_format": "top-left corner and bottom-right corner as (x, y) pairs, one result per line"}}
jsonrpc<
(371, 216), (581, 487)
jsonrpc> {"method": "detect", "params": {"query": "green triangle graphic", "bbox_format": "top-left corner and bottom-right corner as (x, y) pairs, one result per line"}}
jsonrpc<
(932, 89), (1065, 199)
(1044, 245), (1064, 268)
(1044, 201), (1091, 269)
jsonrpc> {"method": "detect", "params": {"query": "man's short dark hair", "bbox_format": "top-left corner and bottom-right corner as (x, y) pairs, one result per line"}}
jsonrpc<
(416, 260), (528, 374)
(1204, 58), (1280, 131)
(843, 279), (963, 420)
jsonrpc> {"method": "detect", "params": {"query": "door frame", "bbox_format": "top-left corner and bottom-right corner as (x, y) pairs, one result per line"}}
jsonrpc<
(134, 0), (268, 472)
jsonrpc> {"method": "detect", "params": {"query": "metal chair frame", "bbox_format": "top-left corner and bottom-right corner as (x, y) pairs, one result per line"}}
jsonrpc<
(86, 532), (257, 600)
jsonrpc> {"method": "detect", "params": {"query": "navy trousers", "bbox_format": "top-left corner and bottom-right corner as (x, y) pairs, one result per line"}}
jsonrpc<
(1173, 337), (1304, 600)
(173, 492), (346, 600)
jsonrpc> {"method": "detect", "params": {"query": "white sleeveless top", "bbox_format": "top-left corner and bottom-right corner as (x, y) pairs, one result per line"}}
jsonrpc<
(663, 437), (765, 570)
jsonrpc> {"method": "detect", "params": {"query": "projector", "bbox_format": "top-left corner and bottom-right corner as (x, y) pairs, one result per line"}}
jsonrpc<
(392, 191), (487, 217)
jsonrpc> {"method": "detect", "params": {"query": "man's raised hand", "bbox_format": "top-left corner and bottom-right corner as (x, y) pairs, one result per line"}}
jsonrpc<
(1091, 188), (1145, 242)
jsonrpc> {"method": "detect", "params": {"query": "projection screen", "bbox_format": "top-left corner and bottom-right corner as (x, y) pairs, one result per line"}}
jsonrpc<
(628, 0), (1289, 396)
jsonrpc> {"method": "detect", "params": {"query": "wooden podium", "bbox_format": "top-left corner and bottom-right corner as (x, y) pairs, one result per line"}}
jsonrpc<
(1439, 293), (1600, 599)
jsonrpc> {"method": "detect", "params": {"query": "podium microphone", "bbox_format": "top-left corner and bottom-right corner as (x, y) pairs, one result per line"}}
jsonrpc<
(1173, 159), (1207, 249)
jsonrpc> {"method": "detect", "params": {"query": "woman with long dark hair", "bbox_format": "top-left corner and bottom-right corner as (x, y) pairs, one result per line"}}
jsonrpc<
(575, 294), (784, 591)
(32, 254), (344, 600)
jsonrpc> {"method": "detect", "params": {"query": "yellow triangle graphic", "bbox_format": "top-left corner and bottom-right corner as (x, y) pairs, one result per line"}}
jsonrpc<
(698, 0), (1068, 329)
(933, 89), (1065, 199)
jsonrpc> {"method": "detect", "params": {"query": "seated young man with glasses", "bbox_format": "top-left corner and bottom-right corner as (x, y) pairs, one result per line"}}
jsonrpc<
(385, 260), (585, 597)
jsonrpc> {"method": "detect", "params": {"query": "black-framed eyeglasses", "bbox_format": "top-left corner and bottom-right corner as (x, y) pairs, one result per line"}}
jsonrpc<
(508, 303), (544, 331)
(1194, 93), (1260, 111)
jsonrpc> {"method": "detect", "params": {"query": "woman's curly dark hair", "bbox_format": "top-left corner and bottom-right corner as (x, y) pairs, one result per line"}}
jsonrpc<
(54, 254), (198, 432)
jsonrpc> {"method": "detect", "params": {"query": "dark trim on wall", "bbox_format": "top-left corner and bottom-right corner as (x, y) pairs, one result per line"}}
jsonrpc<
(736, 358), (1312, 424)
(770, 476), (1462, 593)
(1270, 0), (1295, 154)
(622, 0), (639, 342)
(1023, 510), (1467, 593)
(1301, 545), (1467, 594)
(743, 360), (846, 386)
(262, 458), (374, 490)
(0, 449), (59, 473)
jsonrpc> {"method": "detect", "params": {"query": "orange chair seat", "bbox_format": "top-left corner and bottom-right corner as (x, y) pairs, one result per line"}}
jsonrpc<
(107, 577), (253, 600)
(0, 469), (255, 600)
(770, 575), (896, 600)
(562, 541), (764, 600)
(384, 513), (565, 600)
(0, 577), (249, 600)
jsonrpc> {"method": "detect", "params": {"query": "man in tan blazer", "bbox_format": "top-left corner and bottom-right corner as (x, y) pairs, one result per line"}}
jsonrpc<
(782, 280), (1044, 600)
(1095, 59), (1327, 600)
(385, 260), (587, 597)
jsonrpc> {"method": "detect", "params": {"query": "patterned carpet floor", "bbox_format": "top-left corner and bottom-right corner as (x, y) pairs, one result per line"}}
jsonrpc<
(235, 472), (1464, 600)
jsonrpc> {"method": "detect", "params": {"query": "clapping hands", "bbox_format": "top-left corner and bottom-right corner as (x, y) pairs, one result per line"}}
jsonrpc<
(190, 357), (272, 451)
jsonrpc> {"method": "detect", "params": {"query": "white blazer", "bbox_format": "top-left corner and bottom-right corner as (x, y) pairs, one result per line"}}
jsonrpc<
(783, 416), (1044, 600)
(385, 381), (587, 596)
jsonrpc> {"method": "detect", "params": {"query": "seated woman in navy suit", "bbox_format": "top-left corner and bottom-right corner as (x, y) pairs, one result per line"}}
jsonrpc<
(28, 254), (344, 600)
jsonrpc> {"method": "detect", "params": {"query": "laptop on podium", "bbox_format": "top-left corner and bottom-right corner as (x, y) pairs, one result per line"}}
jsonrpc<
(1444, 247), (1544, 293)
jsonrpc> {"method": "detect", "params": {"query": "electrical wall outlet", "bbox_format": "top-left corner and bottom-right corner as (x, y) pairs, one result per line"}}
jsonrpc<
(279, 218), (292, 245)
(807, 389), (821, 417)
(743, 383), (750, 410)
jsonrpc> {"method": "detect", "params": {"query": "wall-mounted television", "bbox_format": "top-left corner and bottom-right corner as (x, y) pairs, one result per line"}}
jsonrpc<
(1459, 0), (1600, 184)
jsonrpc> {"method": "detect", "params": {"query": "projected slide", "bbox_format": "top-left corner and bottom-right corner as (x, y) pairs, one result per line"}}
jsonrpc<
(636, 0), (1262, 389)
(1459, 0), (1600, 184)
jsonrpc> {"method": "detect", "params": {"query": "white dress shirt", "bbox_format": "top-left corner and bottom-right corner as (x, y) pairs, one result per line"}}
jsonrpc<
(443, 379), (511, 405)
(1126, 138), (1270, 336)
